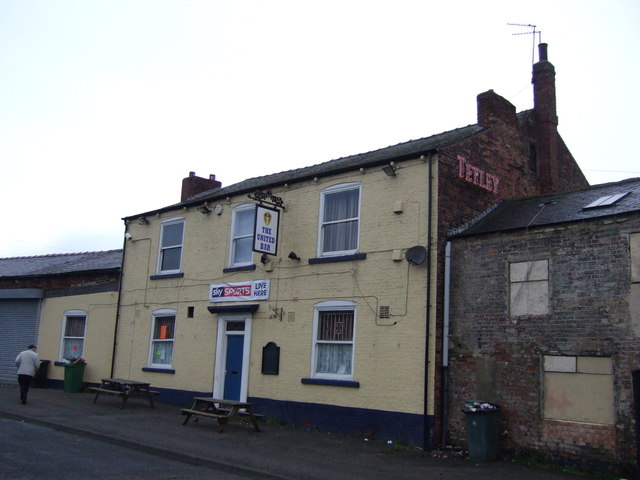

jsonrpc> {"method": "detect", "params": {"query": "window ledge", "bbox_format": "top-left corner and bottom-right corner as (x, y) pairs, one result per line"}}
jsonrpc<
(142, 367), (175, 374)
(308, 253), (366, 264)
(223, 264), (257, 273)
(150, 273), (184, 280)
(301, 378), (360, 388)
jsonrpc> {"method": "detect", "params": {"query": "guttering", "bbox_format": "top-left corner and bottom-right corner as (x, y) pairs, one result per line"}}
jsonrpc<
(441, 241), (452, 448)
(110, 223), (127, 378)
(423, 151), (434, 450)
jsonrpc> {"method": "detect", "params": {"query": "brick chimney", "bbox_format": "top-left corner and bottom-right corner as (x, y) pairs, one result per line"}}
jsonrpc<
(532, 43), (560, 193)
(477, 89), (518, 129)
(181, 172), (222, 202)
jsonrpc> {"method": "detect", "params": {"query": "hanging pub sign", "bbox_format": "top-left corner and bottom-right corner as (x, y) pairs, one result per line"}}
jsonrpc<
(209, 279), (270, 303)
(247, 190), (283, 256)
(253, 205), (280, 256)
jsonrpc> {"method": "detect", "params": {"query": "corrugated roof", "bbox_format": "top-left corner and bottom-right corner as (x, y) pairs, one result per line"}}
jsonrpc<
(452, 177), (640, 237)
(0, 250), (123, 278)
(125, 123), (485, 219)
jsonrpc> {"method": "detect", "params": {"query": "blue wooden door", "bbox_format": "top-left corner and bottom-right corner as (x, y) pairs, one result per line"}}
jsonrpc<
(223, 334), (244, 400)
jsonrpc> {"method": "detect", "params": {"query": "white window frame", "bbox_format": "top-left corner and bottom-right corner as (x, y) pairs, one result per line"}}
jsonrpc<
(229, 203), (256, 267)
(148, 309), (177, 369)
(58, 310), (87, 362)
(157, 218), (184, 274)
(311, 300), (357, 380)
(318, 183), (361, 257)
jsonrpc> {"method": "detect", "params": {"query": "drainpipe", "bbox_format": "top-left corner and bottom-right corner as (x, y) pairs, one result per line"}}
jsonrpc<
(441, 241), (452, 448)
(110, 222), (128, 378)
(423, 151), (434, 450)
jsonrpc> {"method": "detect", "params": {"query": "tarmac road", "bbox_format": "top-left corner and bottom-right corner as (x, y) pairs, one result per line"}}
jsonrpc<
(0, 385), (605, 480)
(0, 418), (250, 480)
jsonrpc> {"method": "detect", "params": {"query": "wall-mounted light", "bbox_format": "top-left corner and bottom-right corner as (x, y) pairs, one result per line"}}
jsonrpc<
(137, 216), (149, 225)
(382, 163), (397, 177)
(288, 251), (301, 261)
(197, 205), (212, 215)
(260, 253), (270, 264)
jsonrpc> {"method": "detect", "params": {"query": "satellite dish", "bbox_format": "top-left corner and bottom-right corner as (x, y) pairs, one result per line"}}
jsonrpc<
(405, 245), (427, 265)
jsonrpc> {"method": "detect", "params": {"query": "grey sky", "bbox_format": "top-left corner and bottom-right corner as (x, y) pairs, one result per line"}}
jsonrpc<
(1, 0), (639, 257)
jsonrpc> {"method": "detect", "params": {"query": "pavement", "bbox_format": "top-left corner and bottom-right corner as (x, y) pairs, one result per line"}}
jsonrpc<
(0, 384), (595, 480)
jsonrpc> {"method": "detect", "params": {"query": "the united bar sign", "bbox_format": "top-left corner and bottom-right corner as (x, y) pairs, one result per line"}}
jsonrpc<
(209, 280), (270, 303)
(253, 205), (280, 256)
(457, 155), (500, 194)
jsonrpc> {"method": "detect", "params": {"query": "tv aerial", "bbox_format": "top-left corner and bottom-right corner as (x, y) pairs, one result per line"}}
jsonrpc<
(508, 23), (542, 65)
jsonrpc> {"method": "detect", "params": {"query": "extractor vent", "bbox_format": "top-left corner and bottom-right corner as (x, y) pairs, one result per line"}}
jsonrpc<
(379, 306), (390, 319)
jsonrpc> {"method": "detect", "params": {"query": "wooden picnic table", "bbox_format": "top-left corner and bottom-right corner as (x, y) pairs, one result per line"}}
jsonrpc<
(181, 397), (261, 432)
(88, 378), (159, 409)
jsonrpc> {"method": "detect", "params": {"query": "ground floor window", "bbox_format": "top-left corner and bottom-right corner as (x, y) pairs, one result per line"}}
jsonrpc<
(60, 310), (87, 361)
(312, 301), (356, 379)
(543, 355), (614, 424)
(149, 310), (176, 368)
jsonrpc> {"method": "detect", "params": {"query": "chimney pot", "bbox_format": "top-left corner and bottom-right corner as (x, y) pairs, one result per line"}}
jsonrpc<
(538, 43), (548, 62)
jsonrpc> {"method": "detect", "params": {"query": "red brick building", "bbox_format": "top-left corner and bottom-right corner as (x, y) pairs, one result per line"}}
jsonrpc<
(447, 178), (640, 474)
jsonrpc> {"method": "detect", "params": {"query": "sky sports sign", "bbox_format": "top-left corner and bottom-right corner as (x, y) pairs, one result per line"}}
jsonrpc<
(209, 280), (270, 303)
(253, 205), (280, 256)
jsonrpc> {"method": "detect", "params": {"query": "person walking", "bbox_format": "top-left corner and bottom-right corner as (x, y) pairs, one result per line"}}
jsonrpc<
(15, 344), (40, 404)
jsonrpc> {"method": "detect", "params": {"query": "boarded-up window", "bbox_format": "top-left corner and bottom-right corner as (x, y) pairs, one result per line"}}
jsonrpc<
(510, 260), (549, 316)
(631, 232), (640, 282)
(631, 233), (640, 336)
(543, 355), (614, 425)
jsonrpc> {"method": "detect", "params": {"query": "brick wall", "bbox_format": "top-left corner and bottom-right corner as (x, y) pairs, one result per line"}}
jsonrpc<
(426, 95), (588, 446)
(447, 214), (640, 472)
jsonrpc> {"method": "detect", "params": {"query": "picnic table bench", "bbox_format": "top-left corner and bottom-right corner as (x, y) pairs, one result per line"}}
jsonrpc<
(88, 378), (159, 409)
(181, 397), (261, 432)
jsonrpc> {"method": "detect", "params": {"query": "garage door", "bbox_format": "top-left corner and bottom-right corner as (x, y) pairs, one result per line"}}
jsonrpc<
(0, 299), (41, 384)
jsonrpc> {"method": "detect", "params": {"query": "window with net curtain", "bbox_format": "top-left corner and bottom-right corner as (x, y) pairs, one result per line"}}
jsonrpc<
(312, 301), (356, 378)
(319, 183), (360, 255)
(149, 311), (176, 367)
(158, 219), (184, 273)
(230, 204), (256, 266)
(61, 311), (86, 361)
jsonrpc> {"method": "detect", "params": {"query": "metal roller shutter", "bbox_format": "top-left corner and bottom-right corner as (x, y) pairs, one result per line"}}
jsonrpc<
(0, 299), (41, 384)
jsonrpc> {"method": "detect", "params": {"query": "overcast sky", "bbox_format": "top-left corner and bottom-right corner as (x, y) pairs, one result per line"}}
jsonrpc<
(2, 0), (639, 258)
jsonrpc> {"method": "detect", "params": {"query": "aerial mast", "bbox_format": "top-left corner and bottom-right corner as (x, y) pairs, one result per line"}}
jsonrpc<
(508, 23), (542, 65)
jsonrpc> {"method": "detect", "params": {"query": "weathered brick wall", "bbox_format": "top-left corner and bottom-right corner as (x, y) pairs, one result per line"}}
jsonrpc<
(0, 272), (119, 291)
(447, 214), (640, 471)
(428, 104), (588, 446)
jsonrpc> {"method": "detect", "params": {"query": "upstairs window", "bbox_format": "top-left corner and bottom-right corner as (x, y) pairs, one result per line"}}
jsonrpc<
(60, 310), (86, 361)
(149, 310), (176, 368)
(319, 183), (361, 256)
(158, 219), (184, 274)
(311, 301), (356, 379)
(509, 259), (549, 316)
(229, 204), (255, 267)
